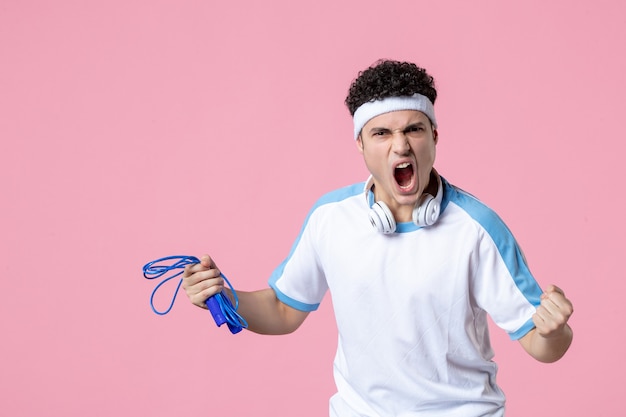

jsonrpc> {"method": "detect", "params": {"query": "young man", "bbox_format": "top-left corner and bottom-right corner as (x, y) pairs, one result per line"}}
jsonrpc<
(182, 60), (574, 416)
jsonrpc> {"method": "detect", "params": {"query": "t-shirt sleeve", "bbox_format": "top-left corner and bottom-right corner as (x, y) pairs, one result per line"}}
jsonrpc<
(470, 211), (543, 340)
(268, 207), (328, 312)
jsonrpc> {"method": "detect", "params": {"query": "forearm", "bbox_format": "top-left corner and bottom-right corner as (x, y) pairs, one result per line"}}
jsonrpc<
(226, 287), (308, 335)
(520, 324), (573, 363)
(181, 256), (307, 334)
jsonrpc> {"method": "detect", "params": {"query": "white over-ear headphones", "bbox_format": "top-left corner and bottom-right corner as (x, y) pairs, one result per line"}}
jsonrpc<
(365, 172), (443, 234)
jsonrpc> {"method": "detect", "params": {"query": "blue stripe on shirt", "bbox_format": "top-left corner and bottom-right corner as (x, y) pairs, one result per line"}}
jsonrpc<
(445, 181), (543, 339)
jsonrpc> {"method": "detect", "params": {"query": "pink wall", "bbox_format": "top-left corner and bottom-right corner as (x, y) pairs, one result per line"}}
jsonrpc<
(1, 1), (623, 415)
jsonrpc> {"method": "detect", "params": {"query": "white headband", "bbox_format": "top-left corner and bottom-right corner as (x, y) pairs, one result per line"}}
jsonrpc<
(352, 93), (437, 140)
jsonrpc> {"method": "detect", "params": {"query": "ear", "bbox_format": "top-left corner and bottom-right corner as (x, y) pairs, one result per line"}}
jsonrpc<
(356, 135), (364, 154)
(433, 128), (439, 145)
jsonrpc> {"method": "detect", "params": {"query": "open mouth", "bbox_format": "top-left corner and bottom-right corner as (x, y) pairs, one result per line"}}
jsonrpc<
(394, 162), (414, 189)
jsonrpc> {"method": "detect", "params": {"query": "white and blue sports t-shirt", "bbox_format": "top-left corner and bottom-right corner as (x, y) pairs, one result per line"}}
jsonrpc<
(269, 177), (543, 417)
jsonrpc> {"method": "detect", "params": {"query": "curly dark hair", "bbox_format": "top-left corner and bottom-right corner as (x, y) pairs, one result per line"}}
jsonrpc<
(345, 60), (437, 116)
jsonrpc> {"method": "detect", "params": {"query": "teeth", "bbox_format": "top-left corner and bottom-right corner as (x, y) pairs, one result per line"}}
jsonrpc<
(397, 162), (411, 169)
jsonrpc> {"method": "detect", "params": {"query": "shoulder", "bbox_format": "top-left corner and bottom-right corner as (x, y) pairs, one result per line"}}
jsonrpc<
(295, 181), (368, 233)
(314, 182), (366, 207)
(443, 178), (508, 229)
(305, 181), (366, 218)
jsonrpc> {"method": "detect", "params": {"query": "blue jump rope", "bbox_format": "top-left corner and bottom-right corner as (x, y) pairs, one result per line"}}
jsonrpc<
(143, 255), (248, 334)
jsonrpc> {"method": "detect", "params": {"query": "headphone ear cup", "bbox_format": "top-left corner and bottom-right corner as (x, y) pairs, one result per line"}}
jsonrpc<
(369, 201), (396, 234)
(413, 193), (441, 227)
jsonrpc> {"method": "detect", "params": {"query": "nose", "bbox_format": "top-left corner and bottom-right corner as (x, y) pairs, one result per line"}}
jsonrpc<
(391, 130), (410, 154)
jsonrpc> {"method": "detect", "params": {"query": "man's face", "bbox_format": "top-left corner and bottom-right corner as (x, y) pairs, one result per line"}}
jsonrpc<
(357, 110), (438, 223)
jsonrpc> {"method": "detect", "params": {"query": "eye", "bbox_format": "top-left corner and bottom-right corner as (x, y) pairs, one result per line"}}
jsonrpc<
(405, 125), (426, 138)
(371, 130), (390, 138)
(405, 125), (424, 133)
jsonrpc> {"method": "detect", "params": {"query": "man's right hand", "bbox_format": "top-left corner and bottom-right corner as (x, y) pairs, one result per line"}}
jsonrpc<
(182, 254), (225, 309)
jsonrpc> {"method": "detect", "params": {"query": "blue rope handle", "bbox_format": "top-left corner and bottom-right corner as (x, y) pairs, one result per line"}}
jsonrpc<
(143, 255), (248, 334)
